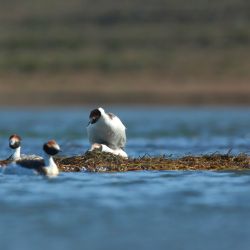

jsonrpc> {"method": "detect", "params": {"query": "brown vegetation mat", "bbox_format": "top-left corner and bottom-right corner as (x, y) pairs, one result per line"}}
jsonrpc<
(55, 150), (250, 172)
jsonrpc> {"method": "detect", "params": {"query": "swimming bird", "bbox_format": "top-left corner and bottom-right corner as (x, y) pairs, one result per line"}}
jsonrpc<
(4, 140), (61, 177)
(87, 107), (126, 150)
(0, 134), (43, 169)
(90, 143), (128, 158)
(8, 134), (22, 160)
(0, 134), (23, 168)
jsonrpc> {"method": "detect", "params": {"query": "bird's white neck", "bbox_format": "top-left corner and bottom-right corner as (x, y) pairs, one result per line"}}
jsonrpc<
(43, 153), (59, 176)
(11, 146), (21, 160)
(44, 153), (56, 167)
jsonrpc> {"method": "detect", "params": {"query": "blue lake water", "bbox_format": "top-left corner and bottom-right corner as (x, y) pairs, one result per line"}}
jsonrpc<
(0, 107), (250, 250)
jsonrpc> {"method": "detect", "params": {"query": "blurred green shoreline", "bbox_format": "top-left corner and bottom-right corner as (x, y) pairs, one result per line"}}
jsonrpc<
(0, 0), (250, 105)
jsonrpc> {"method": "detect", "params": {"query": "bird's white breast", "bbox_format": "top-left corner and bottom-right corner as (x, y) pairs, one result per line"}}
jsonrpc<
(87, 113), (126, 149)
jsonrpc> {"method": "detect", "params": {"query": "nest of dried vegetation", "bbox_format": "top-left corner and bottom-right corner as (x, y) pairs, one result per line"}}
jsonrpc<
(55, 150), (250, 172)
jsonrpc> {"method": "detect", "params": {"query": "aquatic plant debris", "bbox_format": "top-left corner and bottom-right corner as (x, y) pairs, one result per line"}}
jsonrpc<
(55, 150), (250, 172)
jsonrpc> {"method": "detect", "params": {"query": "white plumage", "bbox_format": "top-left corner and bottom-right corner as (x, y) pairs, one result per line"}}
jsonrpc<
(3, 140), (60, 177)
(87, 107), (126, 150)
(90, 143), (128, 158)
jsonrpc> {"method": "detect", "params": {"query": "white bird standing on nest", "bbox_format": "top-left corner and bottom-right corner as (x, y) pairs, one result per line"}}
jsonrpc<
(87, 107), (128, 158)
(3, 140), (61, 177)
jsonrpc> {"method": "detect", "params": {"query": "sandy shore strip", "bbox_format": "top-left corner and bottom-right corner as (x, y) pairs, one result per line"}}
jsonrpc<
(0, 72), (250, 106)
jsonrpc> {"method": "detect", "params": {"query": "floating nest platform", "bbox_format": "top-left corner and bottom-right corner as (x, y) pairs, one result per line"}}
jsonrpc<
(55, 150), (250, 172)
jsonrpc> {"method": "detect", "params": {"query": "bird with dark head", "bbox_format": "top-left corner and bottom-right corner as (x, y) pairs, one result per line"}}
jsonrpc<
(87, 107), (128, 158)
(0, 134), (22, 168)
(9, 134), (21, 150)
(43, 140), (61, 156)
(9, 134), (22, 160)
(3, 140), (61, 177)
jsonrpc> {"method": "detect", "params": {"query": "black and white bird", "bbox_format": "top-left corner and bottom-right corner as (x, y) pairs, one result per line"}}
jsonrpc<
(0, 134), (23, 169)
(0, 134), (43, 168)
(87, 107), (127, 157)
(3, 140), (61, 177)
(8, 134), (22, 160)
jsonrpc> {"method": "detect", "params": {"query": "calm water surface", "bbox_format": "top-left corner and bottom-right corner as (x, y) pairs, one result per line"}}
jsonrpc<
(0, 107), (250, 250)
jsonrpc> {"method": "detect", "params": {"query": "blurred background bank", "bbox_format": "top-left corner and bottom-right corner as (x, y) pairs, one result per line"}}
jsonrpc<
(0, 0), (250, 106)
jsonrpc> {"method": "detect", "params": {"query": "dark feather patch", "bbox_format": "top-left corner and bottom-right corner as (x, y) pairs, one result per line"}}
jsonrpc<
(16, 159), (47, 175)
(43, 141), (60, 156)
(107, 112), (116, 120)
(0, 159), (11, 167)
(89, 109), (101, 124)
(9, 141), (21, 149)
(9, 134), (22, 149)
